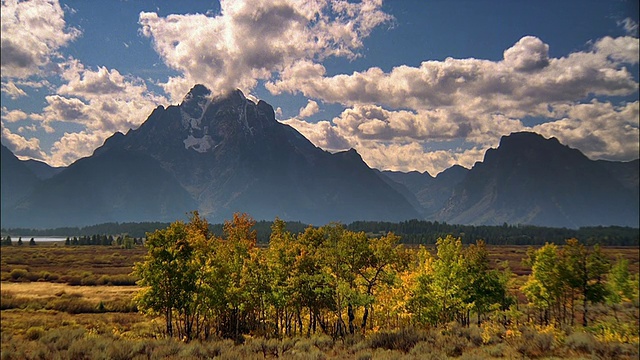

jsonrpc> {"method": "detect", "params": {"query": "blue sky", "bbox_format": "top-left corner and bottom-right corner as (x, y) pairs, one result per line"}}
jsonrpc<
(1, 0), (638, 175)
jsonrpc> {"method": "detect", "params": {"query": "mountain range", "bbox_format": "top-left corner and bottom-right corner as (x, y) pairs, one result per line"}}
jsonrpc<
(2, 85), (638, 229)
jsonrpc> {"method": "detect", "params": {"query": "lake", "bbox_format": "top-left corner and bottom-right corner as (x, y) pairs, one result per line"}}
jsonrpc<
(7, 236), (68, 242)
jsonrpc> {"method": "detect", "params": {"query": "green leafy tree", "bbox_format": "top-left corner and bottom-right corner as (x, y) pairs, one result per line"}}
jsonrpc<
(607, 257), (634, 304)
(606, 256), (635, 322)
(462, 240), (513, 326)
(266, 218), (301, 337)
(560, 239), (609, 327)
(134, 212), (209, 340)
(292, 225), (335, 336)
(356, 232), (407, 333)
(409, 235), (469, 326)
(521, 243), (562, 325)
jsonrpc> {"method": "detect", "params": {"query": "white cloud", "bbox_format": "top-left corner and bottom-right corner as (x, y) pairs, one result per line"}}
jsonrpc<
(1, 107), (28, 123)
(48, 130), (112, 166)
(267, 35), (639, 172)
(533, 100), (639, 161)
(1, 126), (47, 160)
(503, 36), (550, 72)
(1, 0), (80, 79)
(333, 105), (472, 141)
(298, 99), (320, 118)
(281, 118), (351, 151)
(1, 81), (27, 99)
(592, 36), (639, 64)
(138, 0), (392, 102)
(26, 61), (169, 165)
(618, 17), (639, 37)
(268, 36), (638, 115)
(351, 140), (485, 175)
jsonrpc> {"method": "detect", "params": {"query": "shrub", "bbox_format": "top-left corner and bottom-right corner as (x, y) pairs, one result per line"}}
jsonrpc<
(565, 331), (596, 354)
(311, 334), (334, 351)
(67, 337), (100, 359)
(0, 291), (18, 310)
(484, 343), (506, 358)
(25, 326), (45, 341)
(9, 268), (28, 281)
(437, 333), (468, 357)
(107, 339), (136, 360)
(81, 276), (98, 286)
(45, 295), (97, 314)
(532, 331), (555, 355)
(40, 327), (85, 351)
(109, 274), (139, 286)
(367, 327), (426, 353)
(410, 342), (446, 360)
(355, 349), (373, 360)
(513, 326), (555, 358)
(180, 341), (210, 359)
(463, 325), (484, 347)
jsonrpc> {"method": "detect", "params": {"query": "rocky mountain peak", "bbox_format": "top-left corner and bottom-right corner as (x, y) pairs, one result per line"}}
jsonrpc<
(181, 84), (212, 105)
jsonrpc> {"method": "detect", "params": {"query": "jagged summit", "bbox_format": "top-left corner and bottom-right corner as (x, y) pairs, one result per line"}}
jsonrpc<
(1, 84), (420, 227)
(181, 84), (212, 104)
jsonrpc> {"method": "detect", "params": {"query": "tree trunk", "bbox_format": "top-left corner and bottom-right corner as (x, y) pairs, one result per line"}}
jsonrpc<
(348, 303), (355, 334)
(166, 308), (173, 337)
(361, 306), (369, 335)
(582, 295), (588, 327)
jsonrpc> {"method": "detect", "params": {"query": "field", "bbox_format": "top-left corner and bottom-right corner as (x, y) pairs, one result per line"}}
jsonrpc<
(1, 242), (638, 359)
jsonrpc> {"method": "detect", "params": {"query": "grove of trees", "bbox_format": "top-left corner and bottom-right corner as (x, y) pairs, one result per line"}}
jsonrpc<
(134, 212), (638, 343)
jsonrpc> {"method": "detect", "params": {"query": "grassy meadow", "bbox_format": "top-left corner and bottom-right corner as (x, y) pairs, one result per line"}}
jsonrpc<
(1, 241), (638, 359)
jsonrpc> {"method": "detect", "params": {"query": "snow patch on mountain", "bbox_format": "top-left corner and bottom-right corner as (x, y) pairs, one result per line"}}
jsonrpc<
(183, 134), (215, 153)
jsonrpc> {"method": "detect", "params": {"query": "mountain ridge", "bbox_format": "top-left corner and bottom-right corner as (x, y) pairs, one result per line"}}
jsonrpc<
(2, 85), (420, 228)
(2, 87), (637, 229)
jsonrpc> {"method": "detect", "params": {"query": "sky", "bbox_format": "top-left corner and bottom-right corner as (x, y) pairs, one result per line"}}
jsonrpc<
(1, 0), (638, 176)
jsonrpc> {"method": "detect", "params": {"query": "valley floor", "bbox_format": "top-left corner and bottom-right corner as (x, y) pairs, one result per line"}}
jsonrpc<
(1, 243), (638, 359)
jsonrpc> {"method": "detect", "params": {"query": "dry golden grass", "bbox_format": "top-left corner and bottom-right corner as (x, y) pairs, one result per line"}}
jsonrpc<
(1, 244), (146, 281)
(0, 282), (139, 303)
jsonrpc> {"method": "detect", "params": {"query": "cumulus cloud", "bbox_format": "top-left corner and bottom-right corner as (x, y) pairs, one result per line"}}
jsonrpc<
(268, 36), (638, 114)
(1, 107), (28, 123)
(298, 99), (320, 118)
(592, 36), (639, 64)
(1, 81), (27, 99)
(333, 105), (472, 141)
(350, 140), (485, 175)
(139, 0), (392, 101)
(48, 130), (113, 166)
(533, 100), (639, 161)
(281, 118), (351, 151)
(27, 61), (169, 165)
(281, 103), (522, 174)
(268, 35), (639, 172)
(503, 36), (550, 72)
(1, 126), (47, 160)
(1, 0), (80, 79)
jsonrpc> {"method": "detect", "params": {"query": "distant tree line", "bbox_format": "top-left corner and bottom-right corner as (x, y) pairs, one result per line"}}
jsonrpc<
(0, 234), (142, 248)
(62, 234), (142, 248)
(1, 222), (171, 239)
(346, 220), (640, 246)
(2, 219), (638, 246)
(0, 236), (36, 246)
